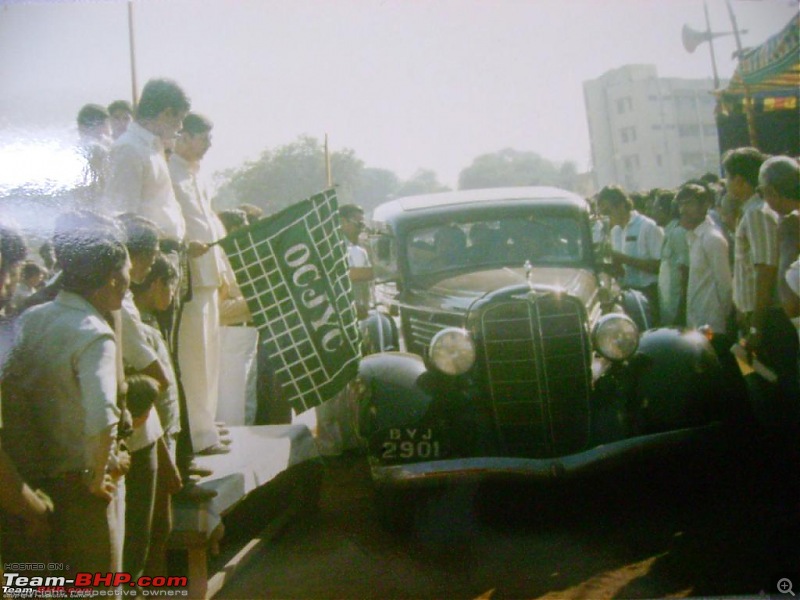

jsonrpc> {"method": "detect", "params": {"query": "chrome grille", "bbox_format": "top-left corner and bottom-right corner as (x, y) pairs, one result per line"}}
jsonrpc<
(481, 295), (591, 458)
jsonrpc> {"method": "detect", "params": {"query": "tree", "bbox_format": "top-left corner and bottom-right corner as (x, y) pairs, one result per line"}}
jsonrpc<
(351, 168), (400, 213)
(395, 169), (450, 198)
(458, 148), (579, 192)
(213, 135), (366, 215)
(214, 136), (451, 215)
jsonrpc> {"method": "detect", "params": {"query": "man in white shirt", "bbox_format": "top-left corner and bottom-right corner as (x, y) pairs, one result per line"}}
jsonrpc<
(105, 79), (190, 243)
(679, 184), (733, 336)
(339, 204), (374, 319)
(169, 113), (228, 455)
(76, 104), (112, 211)
(313, 204), (374, 456)
(597, 185), (664, 323)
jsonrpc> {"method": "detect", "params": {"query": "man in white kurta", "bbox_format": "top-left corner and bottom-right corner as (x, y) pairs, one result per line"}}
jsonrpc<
(169, 113), (228, 454)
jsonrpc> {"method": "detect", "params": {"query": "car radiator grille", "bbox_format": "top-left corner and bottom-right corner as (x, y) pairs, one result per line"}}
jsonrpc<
(480, 296), (591, 458)
(404, 310), (459, 356)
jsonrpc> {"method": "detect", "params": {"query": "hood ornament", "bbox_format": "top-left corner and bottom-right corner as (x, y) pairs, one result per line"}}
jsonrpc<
(524, 260), (533, 288)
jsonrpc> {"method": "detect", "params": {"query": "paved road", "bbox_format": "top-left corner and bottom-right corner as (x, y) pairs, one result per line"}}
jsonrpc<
(217, 440), (797, 600)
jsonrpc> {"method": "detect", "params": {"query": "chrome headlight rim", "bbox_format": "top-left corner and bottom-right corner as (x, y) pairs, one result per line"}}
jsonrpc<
(428, 327), (476, 376)
(592, 313), (640, 361)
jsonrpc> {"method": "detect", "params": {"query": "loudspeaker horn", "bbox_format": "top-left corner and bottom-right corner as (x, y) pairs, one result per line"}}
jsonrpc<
(682, 24), (745, 53)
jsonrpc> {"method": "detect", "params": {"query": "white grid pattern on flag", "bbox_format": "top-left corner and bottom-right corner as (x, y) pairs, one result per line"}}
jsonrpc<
(222, 190), (360, 411)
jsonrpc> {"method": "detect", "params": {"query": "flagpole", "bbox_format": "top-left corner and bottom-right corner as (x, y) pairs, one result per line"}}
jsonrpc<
(324, 133), (332, 188)
(724, 0), (757, 147)
(128, 0), (139, 110)
(703, 1), (721, 90)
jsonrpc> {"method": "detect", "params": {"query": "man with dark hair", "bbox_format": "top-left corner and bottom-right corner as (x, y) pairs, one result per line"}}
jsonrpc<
(0, 232), (52, 578)
(134, 79), (190, 123)
(759, 156), (800, 324)
(9, 262), (46, 314)
(107, 100), (133, 140)
(77, 103), (111, 133)
(724, 148), (775, 341)
(722, 147), (766, 196)
(339, 204), (374, 318)
(77, 104), (112, 209)
(169, 112), (229, 454)
(754, 156), (800, 423)
(597, 185), (664, 323)
(1, 231), (128, 575)
(756, 155), (800, 549)
(678, 184), (733, 336)
(217, 209), (248, 233)
(105, 78), (190, 243)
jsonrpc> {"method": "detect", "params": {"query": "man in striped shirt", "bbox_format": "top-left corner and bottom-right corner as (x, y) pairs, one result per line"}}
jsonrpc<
(725, 148), (798, 452)
(724, 148), (777, 346)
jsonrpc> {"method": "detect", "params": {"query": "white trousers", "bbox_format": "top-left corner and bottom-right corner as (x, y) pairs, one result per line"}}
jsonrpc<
(216, 325), (258, 426)
(177, 287), (221, 452)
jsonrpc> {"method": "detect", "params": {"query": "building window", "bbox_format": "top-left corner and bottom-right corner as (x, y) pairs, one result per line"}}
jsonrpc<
(656, 154), (663, 166)
(620, 126), (637, 143)
(624, 155), (640, 170)
(703, 124), (717, 136)
(652, 124), (662, 130)
(678, 124), (700, 137)
(681, 152), (703, 167)
(616, 96), (633, 114)
(648, 95), (658, 101)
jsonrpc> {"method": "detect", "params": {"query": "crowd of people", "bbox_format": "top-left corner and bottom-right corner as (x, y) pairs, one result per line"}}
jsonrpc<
(0, 78), (283, 582)
(593, 149), (799, 504)
(0, 76), (380, 581)
(0, 72), (796, 582)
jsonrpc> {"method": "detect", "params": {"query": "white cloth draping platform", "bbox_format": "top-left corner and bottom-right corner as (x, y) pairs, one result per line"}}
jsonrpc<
(170, 424), (321, 598)
(173, 424), (320, 533)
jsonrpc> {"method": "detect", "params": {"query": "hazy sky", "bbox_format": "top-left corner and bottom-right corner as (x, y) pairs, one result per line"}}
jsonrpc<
(0, 0), (796, 193)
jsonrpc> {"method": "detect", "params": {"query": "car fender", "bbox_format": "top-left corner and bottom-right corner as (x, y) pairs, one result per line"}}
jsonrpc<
(360, 311), (399, 354)
(620, 288), (654, 330)
(353, 352), (436, 440)
(630, 328), (724, 432)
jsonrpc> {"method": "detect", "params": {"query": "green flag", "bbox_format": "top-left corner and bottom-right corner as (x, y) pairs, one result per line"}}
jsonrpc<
(219, 189), (361, 413)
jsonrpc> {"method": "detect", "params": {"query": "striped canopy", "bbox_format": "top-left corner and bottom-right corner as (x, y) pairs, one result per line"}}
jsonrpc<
(722, 14), (799, 98)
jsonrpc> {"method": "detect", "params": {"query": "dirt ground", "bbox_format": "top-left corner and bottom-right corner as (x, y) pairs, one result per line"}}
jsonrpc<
(216, 439), (797, 600)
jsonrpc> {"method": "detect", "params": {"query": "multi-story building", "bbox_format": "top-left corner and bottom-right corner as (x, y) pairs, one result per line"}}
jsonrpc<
(584, 64), (724, 192)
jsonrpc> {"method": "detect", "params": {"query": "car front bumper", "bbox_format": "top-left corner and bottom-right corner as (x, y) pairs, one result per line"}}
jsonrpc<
(371, 424), (722, 487)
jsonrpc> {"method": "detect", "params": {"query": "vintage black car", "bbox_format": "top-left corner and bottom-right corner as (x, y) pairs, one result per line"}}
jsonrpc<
(351, 187), (732, 528)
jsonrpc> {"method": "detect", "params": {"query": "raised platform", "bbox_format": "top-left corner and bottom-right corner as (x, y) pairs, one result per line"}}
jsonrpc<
(169, 424), (322, 598)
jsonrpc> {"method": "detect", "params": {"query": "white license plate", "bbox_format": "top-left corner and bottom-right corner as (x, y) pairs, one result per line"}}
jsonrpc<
(381, 428), (442, 460)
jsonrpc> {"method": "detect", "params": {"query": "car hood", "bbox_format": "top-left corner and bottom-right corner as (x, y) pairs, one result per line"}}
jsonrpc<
(404, 267), (597, 312)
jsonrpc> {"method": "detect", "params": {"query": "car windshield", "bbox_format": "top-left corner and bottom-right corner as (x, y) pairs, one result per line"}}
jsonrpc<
(406, 215), (586, 276)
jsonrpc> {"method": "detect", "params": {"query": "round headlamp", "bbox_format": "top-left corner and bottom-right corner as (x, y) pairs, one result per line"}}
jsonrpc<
(592, 314), (639, 361)
(428, 328), (476, 376)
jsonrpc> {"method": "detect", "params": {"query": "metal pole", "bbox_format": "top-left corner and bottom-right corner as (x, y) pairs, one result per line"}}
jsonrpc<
(703, 1), (721, 89)
(324, 133), (332, 188)
(725, 0), (758, 147)
(128, 0), (139, 110)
